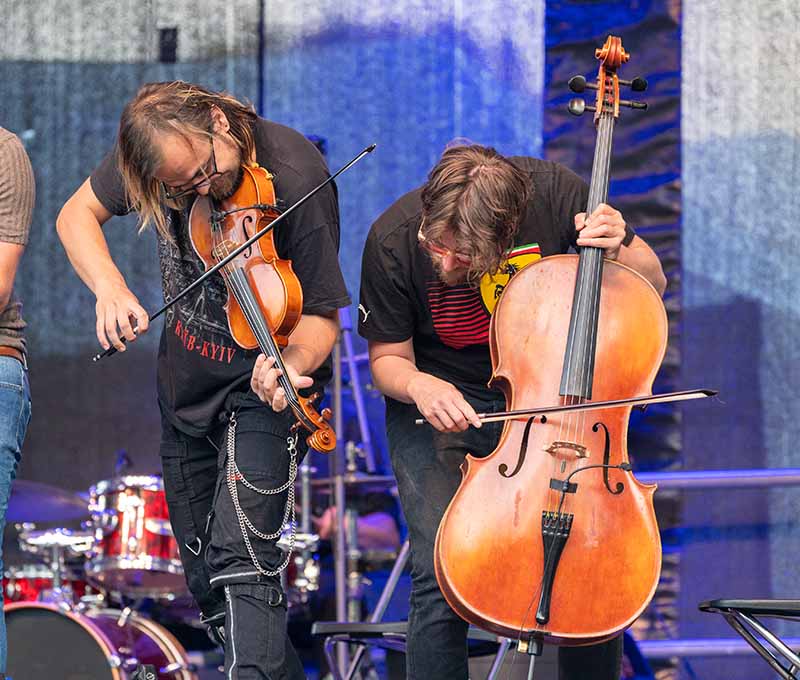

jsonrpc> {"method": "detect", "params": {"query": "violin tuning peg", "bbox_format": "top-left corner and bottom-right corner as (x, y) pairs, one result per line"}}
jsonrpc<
(568, 75), (586, 92)
(568, 75), (598, 93)
(619, 76), (648, 92)
(567, 98), (595, 116)
(619, 99), (648, 111)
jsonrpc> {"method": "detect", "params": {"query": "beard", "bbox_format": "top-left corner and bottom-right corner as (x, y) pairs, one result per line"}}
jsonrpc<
(431, 259), (472, 286)
(209, 164), (245, 201)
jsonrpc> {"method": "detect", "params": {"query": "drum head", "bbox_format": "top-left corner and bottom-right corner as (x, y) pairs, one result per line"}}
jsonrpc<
(6, 604), (118, 679)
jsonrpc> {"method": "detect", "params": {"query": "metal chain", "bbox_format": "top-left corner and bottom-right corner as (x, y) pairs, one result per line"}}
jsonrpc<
(225, 415), (298, 577)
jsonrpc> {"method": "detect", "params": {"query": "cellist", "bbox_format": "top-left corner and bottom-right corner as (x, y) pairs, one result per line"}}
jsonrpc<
(56, 80), (350, 679)
(358, 143), (665, 680)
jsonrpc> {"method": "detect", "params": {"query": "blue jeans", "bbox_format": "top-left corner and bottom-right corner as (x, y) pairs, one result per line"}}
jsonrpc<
(0, 356), (31, 674)
(386, 396), (622, 680)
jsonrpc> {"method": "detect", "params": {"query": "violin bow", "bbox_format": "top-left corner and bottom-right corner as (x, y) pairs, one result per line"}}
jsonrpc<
(93, 143), (377, 362)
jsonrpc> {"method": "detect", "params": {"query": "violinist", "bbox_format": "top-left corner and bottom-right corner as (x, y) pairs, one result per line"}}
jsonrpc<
(57, 81), (350, 679)
(358, 143), (665, 680)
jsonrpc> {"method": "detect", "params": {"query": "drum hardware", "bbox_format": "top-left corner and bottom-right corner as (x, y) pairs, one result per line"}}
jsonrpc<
(337, 306), (377, 473)
(7, 527), (96, 606)
(309, 473), (397, 494)
(345, 506), (363, 624)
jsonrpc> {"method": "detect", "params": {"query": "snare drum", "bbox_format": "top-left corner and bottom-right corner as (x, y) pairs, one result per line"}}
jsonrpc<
(88, 475), (185, 598)
(6, 602), (197, 679)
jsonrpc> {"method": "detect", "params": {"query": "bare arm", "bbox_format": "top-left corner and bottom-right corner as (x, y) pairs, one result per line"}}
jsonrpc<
(368, 338), (480, 432)
(615, 234), (667, 296)
(0, 243), (25, 311)
(56, 178), (148, 350)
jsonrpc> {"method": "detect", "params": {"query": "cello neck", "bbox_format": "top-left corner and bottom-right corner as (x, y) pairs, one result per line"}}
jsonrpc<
(559, 55), (621, 401)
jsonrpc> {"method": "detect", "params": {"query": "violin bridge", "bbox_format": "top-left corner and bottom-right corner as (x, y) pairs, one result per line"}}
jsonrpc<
(544, 441), (588, 458)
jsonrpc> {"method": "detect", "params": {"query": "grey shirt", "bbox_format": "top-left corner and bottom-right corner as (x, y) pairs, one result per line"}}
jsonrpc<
(0, 127), (34, 353)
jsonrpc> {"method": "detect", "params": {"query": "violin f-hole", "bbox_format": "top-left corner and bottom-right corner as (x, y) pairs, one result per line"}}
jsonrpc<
(498, 416), (537, 478)
(594, 421), (625, 495)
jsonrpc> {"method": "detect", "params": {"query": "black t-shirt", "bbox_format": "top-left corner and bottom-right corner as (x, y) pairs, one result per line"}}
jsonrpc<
(358, 157), (634, 402)
(91, 118), (351, 436)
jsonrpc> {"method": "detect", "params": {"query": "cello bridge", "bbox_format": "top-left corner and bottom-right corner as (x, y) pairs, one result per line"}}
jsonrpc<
(544, 441), (588, 459)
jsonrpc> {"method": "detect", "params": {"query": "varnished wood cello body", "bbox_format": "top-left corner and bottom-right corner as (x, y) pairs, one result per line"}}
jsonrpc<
(434, 36), (666, 645)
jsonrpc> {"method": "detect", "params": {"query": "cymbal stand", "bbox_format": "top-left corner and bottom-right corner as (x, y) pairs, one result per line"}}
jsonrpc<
(332, 337), (349, 674)
(345, 504), (362, 624)
(337, 307), (376, 472)
(43, 543), (79, 608)
(330, 304), (390, 675)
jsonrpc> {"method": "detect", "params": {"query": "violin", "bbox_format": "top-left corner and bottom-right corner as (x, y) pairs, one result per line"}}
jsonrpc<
(434, 36), (664, 645)
(189, 163), (336, 453)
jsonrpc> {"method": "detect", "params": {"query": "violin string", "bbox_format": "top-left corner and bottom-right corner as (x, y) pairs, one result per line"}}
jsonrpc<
(228, 267), (307, 417)
(215, 240), (310, 425)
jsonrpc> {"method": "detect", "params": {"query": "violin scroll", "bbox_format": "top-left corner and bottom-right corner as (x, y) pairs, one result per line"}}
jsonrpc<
(567, 36), (648, 120)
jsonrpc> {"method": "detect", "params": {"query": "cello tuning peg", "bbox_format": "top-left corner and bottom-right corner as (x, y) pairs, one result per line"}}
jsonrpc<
(568, 75), (598, 93)
(619, 99), (648, 110)
(619, 76), (648, 92)
(567, 98), (595, 116)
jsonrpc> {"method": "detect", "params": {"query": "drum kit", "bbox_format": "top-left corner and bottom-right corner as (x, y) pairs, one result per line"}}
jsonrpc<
(3, 462), (399, 679)
(4, 475), (199, 679)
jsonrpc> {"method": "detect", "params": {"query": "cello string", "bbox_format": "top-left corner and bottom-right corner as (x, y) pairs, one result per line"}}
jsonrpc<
(565, 107), (610, 450)
(511, 67), (630, 656)
(575, 111), (613, 480)
(584, 113), (614, 472)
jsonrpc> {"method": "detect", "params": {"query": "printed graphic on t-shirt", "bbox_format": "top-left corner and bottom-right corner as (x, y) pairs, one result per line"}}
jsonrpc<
(478, 243), (542, 315)
(427, 243), (541, 350)
(159, 208), (239, 365)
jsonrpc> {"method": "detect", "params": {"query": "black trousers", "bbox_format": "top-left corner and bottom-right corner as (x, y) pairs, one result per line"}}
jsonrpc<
(386, 396), (623, 680)
(159, 397), (307, 680)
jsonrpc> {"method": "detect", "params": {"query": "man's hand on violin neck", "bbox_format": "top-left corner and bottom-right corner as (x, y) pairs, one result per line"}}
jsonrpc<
(574, 203), (626, 259)
(251, 355), (313, 413)
(94, 280), (149, 351)
(406, 372), (481, 433)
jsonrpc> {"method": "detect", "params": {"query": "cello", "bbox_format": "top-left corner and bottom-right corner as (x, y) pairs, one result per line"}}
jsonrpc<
(434, 36), (664, 645)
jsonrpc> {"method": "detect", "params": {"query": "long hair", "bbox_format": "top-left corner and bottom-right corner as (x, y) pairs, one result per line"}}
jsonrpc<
(116, 80), (258, 238)
(420, 144), (531, 281)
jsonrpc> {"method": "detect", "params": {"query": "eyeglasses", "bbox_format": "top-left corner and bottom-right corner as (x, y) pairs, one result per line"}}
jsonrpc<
(161, 137), (222, 201)
(417, 226), (473, 266)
